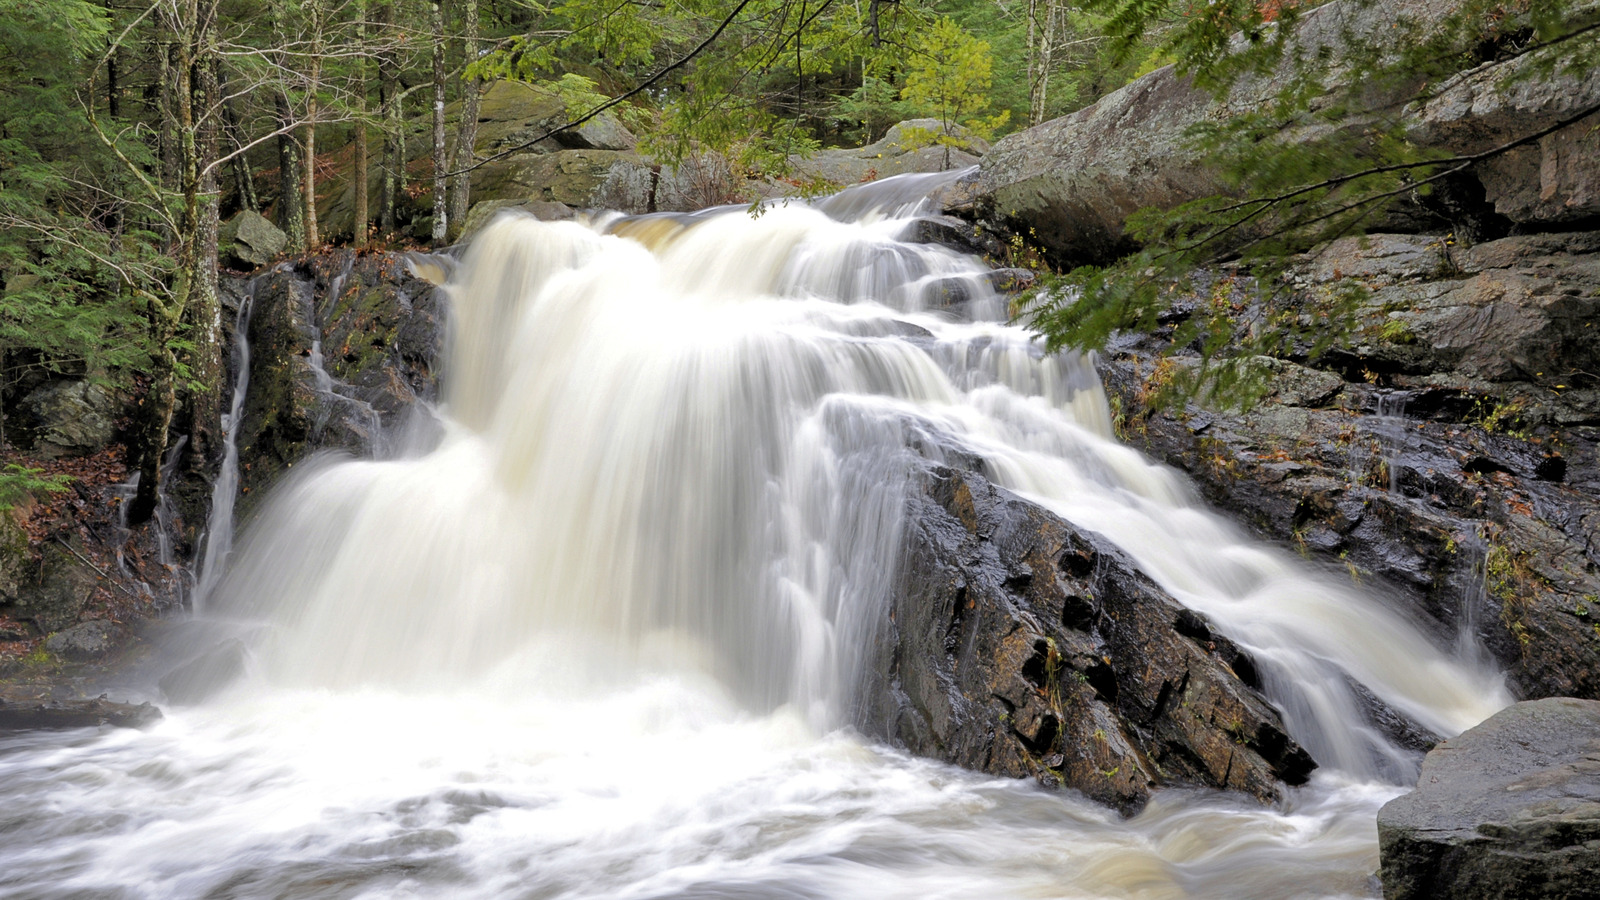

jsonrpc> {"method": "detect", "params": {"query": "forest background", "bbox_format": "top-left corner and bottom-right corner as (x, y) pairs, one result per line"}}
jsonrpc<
(1, 0), (1586, 520)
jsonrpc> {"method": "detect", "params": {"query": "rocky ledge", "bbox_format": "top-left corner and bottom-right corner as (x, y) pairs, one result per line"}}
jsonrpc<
(0, 696), (162, 730)
(1378, 697), (1600, 900)
(864, 456), (1315, 813)
(1101, 230), (1600, 702)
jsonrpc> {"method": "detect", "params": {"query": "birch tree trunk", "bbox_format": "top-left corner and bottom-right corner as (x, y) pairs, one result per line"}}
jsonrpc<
(302, 0), (324, 249)
(430, 0), (448, 246)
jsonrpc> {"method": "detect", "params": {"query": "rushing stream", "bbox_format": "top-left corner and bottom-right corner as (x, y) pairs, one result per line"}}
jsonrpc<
(1, 174), (1510, 899)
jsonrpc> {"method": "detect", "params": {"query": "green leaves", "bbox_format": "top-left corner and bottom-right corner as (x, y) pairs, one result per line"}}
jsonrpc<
(899, 17), (1010, 148)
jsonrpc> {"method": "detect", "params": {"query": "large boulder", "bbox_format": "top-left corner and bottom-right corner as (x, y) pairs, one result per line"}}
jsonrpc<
(969, 0), (1600, 265)
(470, 147), (655, 213)
(4, 537), (100, 634)
(789, 119), (985, 187)
(863, 458), (1315, 813)
(43, 619), (127, 661)
(1377, 697), (1600, 900)
(471, 80), (637, 155)
(19, 380), (119, 458)
(219, 210), (288, 270)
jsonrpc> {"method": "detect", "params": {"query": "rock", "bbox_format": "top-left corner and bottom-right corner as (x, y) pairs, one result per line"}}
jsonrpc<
(1377, 697), (1600, 900)
(863, 459), (1315, 813)
(6, 538), (100, 634)
(234, 252), (443, 515)
(460, 199), (574, 238)
(904, 214), (1006, 258)
(1100, 234), (1600, 701)
(0, 696), (162, 730)
(472, 80), (637, 154)
(43, 619), (127, 661)
(1410, 48), (1600, 228)
(470, 148), (654, 211)
(789, 119), (984, 187)
(971, 0), (1600, 265)
(220, 210), (288, 270)
(1303, 235), (1456, 288)
(20, 380), (119, 458)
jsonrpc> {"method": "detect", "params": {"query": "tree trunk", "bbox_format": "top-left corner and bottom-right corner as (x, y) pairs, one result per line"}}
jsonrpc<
(108, 49), (121, 118)
(187, 45), (224, 466)
(276, 92), (307, 252)
(220, 66), (259, 212)
(353, 0), (370, 246)
(133, 2), (202, 524)
(301, 0), (324, 249)
(431, 0), (448, 246)
(157, 40), (178, 192)
(448, 0), (480, 239)
(378, 0), (399, 236)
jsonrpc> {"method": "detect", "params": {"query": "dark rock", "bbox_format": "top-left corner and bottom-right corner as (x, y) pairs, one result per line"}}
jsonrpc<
(862, 460), (1315, 813)
(43, 619), (127, 661)
(235, 251), (443, 515)
(19, 380), (120, 458)
(1377, 697), (1600, 900)
(0, 696), (162, 730)
(904, 215), (1006, 258)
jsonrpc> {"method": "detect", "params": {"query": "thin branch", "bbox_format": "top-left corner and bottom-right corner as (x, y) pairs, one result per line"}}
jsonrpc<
(446, 0), (760, 178)
(1182, 97), (1600, 256)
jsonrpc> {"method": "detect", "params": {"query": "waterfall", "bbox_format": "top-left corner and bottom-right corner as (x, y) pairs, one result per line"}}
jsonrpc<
(193, 276), (259, 611)
(0, 175), (1511, 900)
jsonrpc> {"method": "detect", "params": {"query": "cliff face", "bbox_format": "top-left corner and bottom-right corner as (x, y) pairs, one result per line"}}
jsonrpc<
(963, 0), (1600, 267)
(1098, 231), (1600, 703)
(864, 459), (1314, 813)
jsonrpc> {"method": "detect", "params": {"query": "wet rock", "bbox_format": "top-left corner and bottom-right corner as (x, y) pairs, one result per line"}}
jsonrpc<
(1377, 697), (1600, 900)
(235, 252), (443, 515)
(220, 210), (288, 270)
(1103, 234), (1600, 700)
(904, 215), (1006, 258)
(19, 380), (120, 458)
(864, 460), (1315, 813)
(43, 619), (127, 661)
(0, 696), (162, 729)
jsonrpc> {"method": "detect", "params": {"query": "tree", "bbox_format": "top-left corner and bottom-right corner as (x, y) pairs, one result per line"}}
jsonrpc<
(1022, 0), (1600, 407)
(899, 17), (1009, 167)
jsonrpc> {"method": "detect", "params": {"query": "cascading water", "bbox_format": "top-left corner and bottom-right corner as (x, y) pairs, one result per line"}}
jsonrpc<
(193, 274), (261, 610)
(0, 174), (1510, 899)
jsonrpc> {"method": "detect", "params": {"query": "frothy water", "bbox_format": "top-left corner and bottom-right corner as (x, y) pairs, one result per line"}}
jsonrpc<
(0, 175), (1509, 899)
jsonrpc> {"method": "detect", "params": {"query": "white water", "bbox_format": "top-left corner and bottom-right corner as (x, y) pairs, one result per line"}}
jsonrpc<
(194, 277), (260, 610)
(0, 177), (1510, 899)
